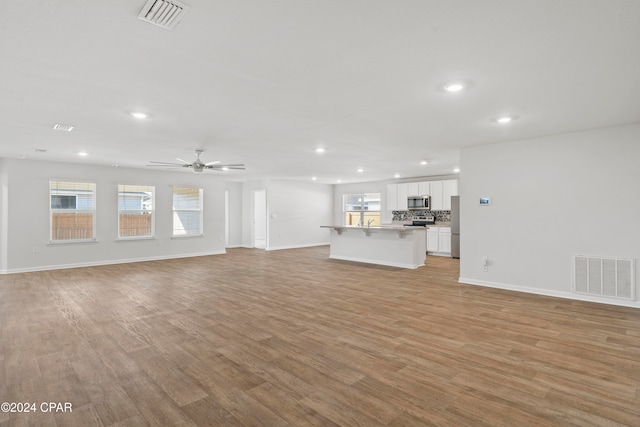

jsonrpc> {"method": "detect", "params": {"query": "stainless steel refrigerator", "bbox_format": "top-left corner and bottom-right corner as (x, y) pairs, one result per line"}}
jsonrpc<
(451, 196), (460, 258)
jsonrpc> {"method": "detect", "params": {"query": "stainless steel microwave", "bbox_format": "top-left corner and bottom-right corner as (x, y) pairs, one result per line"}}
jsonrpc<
(408, 196), (430, 210)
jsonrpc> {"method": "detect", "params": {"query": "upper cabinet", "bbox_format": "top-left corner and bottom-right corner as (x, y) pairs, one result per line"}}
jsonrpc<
(430, 181), (444, 210)
(443, 180), (458, 210)
(430, 179), (458, 210)
(387, 179), (457, 211)
(387, 183), (408, 210)
(418, 181), (430, 196)
(387, 184), (398, 211)
(396, 183), (408, 210)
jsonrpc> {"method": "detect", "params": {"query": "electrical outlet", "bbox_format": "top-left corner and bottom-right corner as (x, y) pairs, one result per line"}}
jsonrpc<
(483, 265), (488, 272)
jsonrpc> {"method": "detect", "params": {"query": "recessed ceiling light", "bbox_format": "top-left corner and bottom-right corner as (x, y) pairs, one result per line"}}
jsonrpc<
(493, 115), (518, 124)
(78, 152), (88, 157)
(312, 176), (317, 181)
(357, 168), (364, 173)
(337, 179), (341, 183)
(315, 147), (326, 153)
(130, 112), (148, 119)
(53, 123), (74, 132)
(394, 173), (401, 178)
(221, 167), (229, 171)
(443, 82), (465, 92)
(420, 160), (428, 165)
(453, 168), (460, 173)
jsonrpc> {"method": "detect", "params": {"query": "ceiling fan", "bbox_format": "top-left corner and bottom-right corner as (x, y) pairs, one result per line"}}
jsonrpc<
(147, 150), (245, 173)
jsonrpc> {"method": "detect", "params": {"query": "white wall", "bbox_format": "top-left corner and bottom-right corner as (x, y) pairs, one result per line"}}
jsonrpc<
(225, 181), (243, 247)
(267, 180), (333, 250)
(459, 123), (640, 308)
(0, 159), (8, 272)
(240, 179), (333, 250)
(0, 158), (227, 273)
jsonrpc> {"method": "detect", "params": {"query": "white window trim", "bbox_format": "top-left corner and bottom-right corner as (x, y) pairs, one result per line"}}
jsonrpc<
(172, 187), (204, 237)
(49, 180), (97, 244)
(117, 184), (156, 240)
(343, 193), (381, 226)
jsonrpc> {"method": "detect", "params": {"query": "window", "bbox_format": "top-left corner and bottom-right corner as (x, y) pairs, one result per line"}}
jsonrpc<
(118, 184), (155, 239)
(172, 187), (203, 236)
(343, 193), (381, 226)
(50, 180), (96, 242)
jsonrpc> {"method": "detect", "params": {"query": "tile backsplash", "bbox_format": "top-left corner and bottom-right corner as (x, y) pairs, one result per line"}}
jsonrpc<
(392, 210), (451, 222)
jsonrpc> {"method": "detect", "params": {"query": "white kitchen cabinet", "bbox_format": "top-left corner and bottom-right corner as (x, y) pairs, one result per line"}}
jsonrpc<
(396, 183), (408, 210)
(427, 226), (451, 256)
(429, 179), (458, 211)
(387, 184), (398, 210)
(442, 180), (458, 210)
(418, 181), (430, 196)
(438, 227), (452, 254)
(426, 228), (439, 252)
(407, 182), (420, 196)
(430, 181), (444, 210)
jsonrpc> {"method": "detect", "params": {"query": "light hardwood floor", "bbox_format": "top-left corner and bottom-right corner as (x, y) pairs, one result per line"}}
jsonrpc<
(1, 246), (639, 426)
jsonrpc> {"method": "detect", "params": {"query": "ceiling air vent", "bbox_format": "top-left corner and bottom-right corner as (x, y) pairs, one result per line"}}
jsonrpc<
(52, 123), (74, 132)
(138, 0), (189, 30)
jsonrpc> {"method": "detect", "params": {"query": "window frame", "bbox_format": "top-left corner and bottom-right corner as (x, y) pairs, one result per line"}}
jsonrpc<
(117, 184), (156, 240)
(49, 180), (97, 244)
(342, 192), (381, 227)
(172, 186), (204, 238)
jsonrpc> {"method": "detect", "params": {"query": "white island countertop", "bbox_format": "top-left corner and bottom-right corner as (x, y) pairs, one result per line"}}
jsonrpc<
(320, 225), (423, 236)
(320, 225), (426, 268)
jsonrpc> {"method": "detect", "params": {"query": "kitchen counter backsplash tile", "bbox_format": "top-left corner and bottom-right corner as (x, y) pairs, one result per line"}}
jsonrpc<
(392, 210), (451, 223)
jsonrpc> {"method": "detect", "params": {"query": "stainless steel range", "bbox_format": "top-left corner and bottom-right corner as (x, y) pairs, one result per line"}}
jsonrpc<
(403, 215), (435, 227)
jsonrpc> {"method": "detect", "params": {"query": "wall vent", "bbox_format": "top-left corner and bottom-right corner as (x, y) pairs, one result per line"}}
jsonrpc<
(138, 0), (189, 30)
(573, 255), (635, 301)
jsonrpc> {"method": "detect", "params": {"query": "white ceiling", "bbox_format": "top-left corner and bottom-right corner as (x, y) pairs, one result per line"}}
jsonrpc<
(1, 0), (639, 183)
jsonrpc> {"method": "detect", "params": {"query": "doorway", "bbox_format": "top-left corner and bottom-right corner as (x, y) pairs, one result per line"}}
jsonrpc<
(252, 189), (267, 249)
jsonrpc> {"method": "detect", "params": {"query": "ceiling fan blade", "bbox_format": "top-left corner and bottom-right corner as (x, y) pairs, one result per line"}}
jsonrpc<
(205, 160), (221, 166)
(146, 164), (187, 168)
(148, 161), (185, 165)
(207, 164), (246, 170)
(176, 158), (191, 164)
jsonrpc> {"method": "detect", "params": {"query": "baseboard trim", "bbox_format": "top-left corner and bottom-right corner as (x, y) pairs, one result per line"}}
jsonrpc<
(266, 242), (330, 251)
(458, 277), (640, 309)
(1, 250), (227, 275)
(330, 254), (423, 269)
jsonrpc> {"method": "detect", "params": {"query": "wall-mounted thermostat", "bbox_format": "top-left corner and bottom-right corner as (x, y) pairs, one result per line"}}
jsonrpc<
(479, 197), (491, 206)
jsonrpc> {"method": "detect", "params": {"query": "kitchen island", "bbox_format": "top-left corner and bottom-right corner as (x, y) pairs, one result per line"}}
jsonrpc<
(320, 225), (426, 269)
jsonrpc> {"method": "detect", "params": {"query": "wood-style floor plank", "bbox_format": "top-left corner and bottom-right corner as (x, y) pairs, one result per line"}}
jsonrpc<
(1, 246), (639, 426)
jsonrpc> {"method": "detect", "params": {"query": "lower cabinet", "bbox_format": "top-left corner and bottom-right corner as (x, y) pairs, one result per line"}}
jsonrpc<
(426, 226), (451, 256)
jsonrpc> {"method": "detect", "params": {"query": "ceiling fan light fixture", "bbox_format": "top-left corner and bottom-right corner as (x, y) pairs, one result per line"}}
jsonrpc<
(147, 150), (245, 173)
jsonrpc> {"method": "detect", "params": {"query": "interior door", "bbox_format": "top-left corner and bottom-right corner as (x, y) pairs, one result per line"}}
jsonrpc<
(252, 190), (267, 249)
